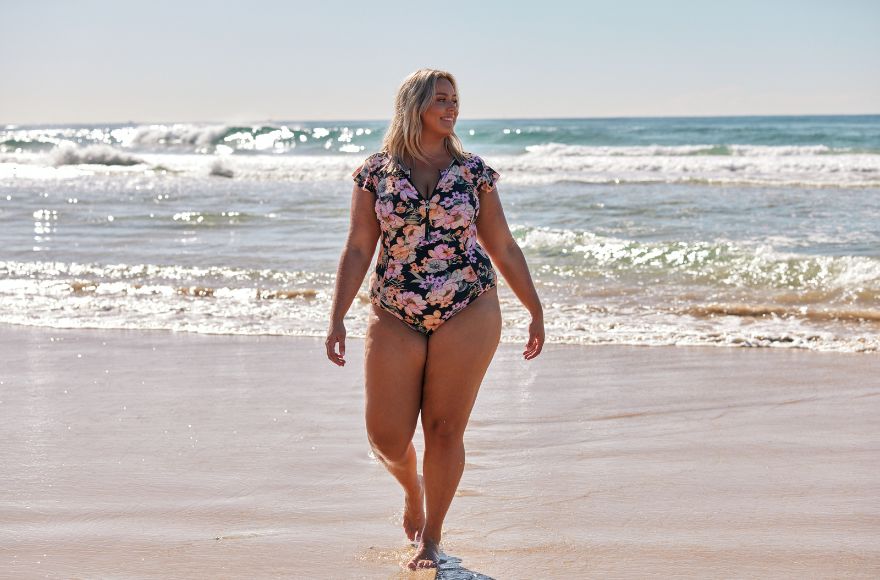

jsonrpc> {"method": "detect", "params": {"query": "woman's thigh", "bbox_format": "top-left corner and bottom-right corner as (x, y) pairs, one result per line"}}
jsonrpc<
(421, 287), (502, 437)
(364, 303), (429, 452)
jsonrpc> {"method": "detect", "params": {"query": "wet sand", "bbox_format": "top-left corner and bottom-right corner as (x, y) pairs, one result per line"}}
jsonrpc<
(2, 324), (879, 579)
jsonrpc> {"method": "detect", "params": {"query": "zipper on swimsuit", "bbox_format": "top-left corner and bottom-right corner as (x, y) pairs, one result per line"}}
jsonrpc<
(402, 157), (455, 248)
(424, 181), (430, 245)
(425, 160), (455, 245)
(402, 165), (428, 245)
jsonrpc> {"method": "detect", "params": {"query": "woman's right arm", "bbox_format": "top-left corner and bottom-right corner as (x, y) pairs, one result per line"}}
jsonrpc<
(325, 183), (381, 366)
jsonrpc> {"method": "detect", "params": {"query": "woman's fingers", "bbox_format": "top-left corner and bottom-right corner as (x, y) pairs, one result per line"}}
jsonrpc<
(325, 322), (347, 366)
(523, 327), (544, 360)
(523, 340), (538, 359)
(524, 342), (542, 359)
(325, 333), (346, 366)
(324, 336), (336, 363)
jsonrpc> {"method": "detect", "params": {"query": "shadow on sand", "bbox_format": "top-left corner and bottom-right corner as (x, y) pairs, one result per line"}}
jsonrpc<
(434, 551), (495, 579)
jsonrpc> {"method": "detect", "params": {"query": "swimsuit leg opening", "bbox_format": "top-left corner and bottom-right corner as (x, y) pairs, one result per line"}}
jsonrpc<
(373, 299), (431, 337)
(434, 283), (499, 330)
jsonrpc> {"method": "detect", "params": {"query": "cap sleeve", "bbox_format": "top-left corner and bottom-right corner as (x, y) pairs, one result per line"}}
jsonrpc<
(473, 155), (500, 195)
(351, 153), (379, 194)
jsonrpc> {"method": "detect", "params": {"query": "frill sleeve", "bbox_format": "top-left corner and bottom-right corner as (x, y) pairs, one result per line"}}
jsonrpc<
(474, 155), (500, 195)
(351, 154), (378, 194)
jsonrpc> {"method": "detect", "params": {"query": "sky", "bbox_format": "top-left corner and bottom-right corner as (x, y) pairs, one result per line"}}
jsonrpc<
(2, 0), (879, 124)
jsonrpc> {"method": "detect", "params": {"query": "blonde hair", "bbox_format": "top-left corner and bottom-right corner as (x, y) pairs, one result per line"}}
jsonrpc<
(381, 68), (466, 171)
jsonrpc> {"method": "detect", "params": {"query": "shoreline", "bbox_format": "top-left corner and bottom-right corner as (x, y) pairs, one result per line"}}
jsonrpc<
(5, 113), (880, 128)
(0, 318), (876, 356)
(2, 324), (879, 578)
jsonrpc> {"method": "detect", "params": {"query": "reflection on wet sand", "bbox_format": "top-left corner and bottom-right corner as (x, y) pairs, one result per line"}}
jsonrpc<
(2, 326), (878, 578)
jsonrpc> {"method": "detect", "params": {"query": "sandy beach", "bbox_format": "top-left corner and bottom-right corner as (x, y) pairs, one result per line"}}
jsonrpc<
(1, 324), (878, 578)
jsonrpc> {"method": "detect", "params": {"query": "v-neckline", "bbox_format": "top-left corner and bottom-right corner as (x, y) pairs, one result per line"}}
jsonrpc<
(398, 156), (456, 202)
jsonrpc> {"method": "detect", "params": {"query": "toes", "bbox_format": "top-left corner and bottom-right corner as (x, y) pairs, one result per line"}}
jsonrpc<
(405, 553), (438, 570)
(405, 558), (435, 570)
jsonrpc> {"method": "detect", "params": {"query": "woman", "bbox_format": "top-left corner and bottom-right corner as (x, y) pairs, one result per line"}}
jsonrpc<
(325, 68), (544, 570)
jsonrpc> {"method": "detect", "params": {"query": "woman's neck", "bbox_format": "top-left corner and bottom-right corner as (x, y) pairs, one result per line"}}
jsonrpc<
(418, 132), (449, 160)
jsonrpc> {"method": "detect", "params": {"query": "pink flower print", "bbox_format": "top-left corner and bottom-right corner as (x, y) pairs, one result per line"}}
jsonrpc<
(460, 166), (474, 184)
(445, 204), (473, 230)
(461, 265), (478, 283)
(403, 224), (425, 245)
(428, 193), (441, 212)
(396, 291), (427, 317)
(383, 286), (400, 304)
(359, 151), (499, 331)
(428, 244), (455, 260)
(437, 174), (455, 193)
(387, 213), (405, 230)
(384, 260), (403, 279)
(377, 200), (405, 231)
(424, 310), (444, 332)
(399, 185), (420, 202)
(390, 238), (414, 261)
(443, 299), (470, 319)
(376, 199), (394, 219)
(431, 206), (455, 229)
(463, 231), (477, 251)
(426, 283), (456, 308)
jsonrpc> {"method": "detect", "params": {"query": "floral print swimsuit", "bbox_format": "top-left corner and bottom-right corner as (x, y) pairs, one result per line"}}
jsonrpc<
(352, 151), (500, 335)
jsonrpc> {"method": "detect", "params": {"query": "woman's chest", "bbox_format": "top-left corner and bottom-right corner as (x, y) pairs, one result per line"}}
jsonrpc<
(374, 169), (480, 231)
(407, 166), (444, 201)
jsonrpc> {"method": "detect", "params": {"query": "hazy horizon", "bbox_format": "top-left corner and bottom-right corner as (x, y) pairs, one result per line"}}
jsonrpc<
(6, 112), (880, 130)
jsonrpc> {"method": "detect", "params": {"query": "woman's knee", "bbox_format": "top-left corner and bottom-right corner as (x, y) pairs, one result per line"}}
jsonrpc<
(367, 428), (412, 464)
(422, 416), (466, 446)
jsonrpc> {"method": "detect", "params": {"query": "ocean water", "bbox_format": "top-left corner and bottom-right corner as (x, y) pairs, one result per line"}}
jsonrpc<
(1, 115), (878, 352)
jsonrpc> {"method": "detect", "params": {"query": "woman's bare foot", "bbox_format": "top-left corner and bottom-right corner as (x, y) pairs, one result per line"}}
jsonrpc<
(406, 536), (441, 570)
(402, 474), (425, 542)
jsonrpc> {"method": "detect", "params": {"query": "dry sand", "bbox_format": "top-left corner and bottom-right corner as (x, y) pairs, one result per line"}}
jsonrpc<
(1, 324), (878, 579)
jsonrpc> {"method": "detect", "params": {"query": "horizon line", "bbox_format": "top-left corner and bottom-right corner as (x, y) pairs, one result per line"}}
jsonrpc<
(4, 112), (880, 128)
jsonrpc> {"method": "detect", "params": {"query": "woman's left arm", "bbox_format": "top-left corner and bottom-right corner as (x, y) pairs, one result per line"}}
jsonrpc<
(476, 186), (545, 360)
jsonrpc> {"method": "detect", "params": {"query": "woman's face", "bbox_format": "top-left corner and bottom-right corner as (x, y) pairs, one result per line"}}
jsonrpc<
(420, 77), (458, 139)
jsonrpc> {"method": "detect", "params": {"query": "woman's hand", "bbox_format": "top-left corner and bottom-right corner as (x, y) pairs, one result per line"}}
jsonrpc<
(325, 320), (347, 366)
(523, 315), (545, 360)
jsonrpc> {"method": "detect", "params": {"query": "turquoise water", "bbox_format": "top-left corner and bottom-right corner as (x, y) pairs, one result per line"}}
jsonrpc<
(6, 115), (880, 153)
(1, 116), (878, 351)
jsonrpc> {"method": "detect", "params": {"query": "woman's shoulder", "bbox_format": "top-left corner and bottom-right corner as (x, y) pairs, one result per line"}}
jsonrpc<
(459, 151), (500, 192)
(460, 151), (488, 168)
(360, 150), (388, 164)
(357, 151), (393, 173)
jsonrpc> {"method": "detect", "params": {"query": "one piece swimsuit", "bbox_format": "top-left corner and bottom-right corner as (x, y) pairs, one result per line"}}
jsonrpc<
(351, 151), (501, 336)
